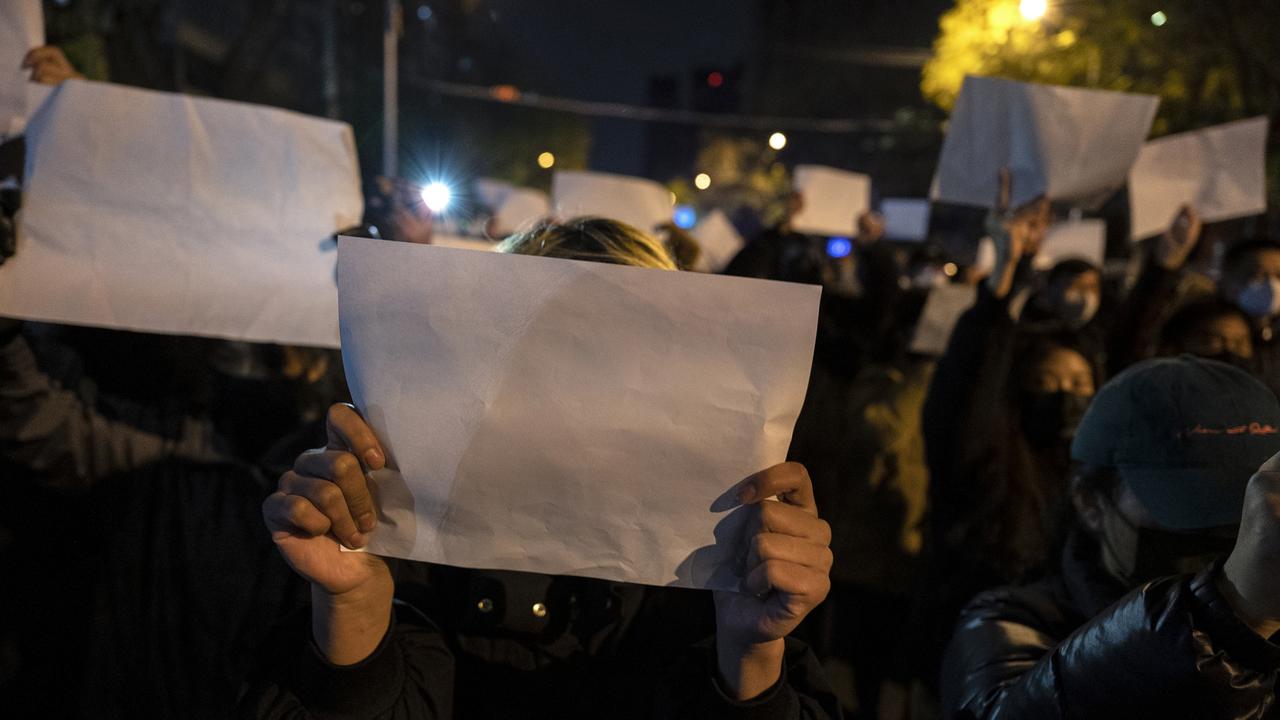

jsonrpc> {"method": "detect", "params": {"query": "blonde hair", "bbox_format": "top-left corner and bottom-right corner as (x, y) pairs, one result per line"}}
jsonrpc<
(496, 216), (677, 270)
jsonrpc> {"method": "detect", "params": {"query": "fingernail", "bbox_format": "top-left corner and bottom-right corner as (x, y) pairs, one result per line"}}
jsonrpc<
(364, 448), (384, 469)
(350, 532), (367, 549)
(738, 484), (757, 504)
(358, 512), (377, 532)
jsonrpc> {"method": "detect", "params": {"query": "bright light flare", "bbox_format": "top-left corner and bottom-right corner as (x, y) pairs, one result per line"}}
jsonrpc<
(1019, 0), (1047, 21)
(420, 182), (452, 214)
(1151, 11), (1167, 26)
(537, 151), (555, 169)
(768, 132), (788, 150)
(694, 173), (711, 190)
(826, 237), (852, 259)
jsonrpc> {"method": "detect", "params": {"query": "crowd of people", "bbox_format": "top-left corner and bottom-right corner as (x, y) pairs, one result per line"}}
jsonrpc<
(3, 37), (1280, 720)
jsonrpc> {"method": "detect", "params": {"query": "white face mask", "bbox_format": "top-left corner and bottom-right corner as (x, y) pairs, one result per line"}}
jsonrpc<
(1236, 277), (1280, 319)
(1059, 291), (1100, 329)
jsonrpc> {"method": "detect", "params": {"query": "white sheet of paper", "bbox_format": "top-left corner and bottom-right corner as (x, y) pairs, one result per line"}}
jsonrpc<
(1128, 117), (1269, 241)
(1, 0), (43, 138)
(692, 209), (744, 273)
(909, 283), (977, 356)
(552, 170), (672, 231)
(493, 188), (550, 236)
(474, 177), (514, 211)
(934, 76), (1159, 209)
(1034, 219), (1106, 270)
(790, 165), (870, 237)
(881, 198), (931, 242)
(0, 80), (363, 346)
(338, 237), (820, 589)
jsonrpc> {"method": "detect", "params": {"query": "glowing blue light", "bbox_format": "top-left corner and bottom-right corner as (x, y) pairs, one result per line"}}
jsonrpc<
(673, 204), (697, 230)
(417, 5), (432, 21)
(826, 237), (852, 258)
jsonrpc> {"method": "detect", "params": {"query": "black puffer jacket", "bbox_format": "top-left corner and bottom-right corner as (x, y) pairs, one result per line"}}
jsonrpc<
(941, 531), (1280, 718)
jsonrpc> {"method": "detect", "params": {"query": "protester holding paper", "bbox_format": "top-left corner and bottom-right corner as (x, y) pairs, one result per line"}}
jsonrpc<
(248, 218), (839, 719)
(905, 172), (1098, 690)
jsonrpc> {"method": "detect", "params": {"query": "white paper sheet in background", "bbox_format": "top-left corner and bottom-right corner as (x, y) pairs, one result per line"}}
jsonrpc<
(338, 237), (820, 589)
(910, 283), (977, 356)
(692, 208), (744, 273)
(0, 80), (363, 346)
(933, 76), (1159, 209)
(1034, 219), (1106, 270)
(492, 188), (550, 236)
(1, 0), (43, 138)
(552, 170), (673, 231)
(474, 177), (514, 211)
(474, 178), (550, 236)
(881, 198), (931, 242)
(790, 165), (870, 237)
(1128, 117), (1269, 241)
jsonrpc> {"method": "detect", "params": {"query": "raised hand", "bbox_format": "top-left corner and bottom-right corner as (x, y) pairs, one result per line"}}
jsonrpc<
(1220, 451), (1280, 639)
(22, 46), (82, 85)
(262, 403), (393, 664)
(714, 462), (832, 699)
(1152, 204), (1202, 271)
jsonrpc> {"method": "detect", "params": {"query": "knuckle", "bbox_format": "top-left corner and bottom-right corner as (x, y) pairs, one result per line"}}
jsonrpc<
(285, 494), (313, 519)
(753, 533), (774, 558)
(316, 482), (345, 511)
(819, 546), (835, 570)
(814, 519), (832, 544)
(330, 452), (360, 479)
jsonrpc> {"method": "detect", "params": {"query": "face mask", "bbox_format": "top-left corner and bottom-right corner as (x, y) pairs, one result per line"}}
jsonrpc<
(1020, 390), (1091, 449)
(1100, 497), (1236, 586)
(1056, 291), (1100, 329)
(1235, 277), (1280, 318)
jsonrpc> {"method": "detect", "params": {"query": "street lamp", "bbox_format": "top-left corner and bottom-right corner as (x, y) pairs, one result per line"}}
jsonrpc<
(1019, 0), (1047, 21)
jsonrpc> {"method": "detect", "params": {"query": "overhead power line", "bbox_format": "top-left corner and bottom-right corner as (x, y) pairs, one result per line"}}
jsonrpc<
(403, 76), (897, 134)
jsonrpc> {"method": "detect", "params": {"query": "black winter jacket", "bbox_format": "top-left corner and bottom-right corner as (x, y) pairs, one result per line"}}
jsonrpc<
(941, 532), (1280, 718)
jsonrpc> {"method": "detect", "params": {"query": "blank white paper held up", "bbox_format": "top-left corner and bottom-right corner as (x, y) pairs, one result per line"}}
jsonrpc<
(0, 80), (363, 346)
(790, 165), (871, 237)
(338, 237), (820, 590)
(1128, 117), (1269, 241)
(933, 76), (1159, 209)
(552, 170), (673, 232)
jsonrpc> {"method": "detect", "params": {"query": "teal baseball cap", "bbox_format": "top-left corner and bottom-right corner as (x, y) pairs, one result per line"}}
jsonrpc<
(1071, 355), (1280, 530)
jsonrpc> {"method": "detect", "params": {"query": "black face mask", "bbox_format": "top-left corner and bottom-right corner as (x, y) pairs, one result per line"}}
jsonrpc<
(1102, 497), (1237, 586)
(1020, 391), (1091, 449)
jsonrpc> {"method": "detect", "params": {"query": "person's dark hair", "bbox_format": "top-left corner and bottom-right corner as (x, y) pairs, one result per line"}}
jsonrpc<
(1048, 462), (1122, 570)
(1158, 297), (1251, 351)
(1222, 237), (1280, 277)
(1045, 258), (1100, 288)
(1011, 334), (1098, 398)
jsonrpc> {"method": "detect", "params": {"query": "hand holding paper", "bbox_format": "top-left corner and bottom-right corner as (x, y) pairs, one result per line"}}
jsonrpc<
(713, 463), (831, 697)
(1129, 118), (1268, 241)
(336, 237), (820, 591)
(1152, 205), (1202, 271)
(934, 76), (1159, 209)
